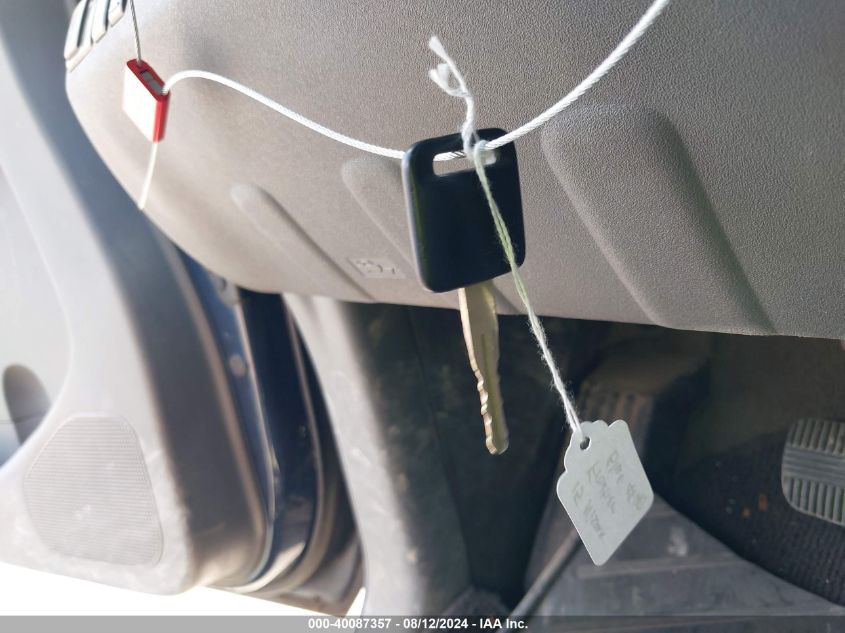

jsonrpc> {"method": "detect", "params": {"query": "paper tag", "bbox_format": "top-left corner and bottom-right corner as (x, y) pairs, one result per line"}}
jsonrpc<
(556, 420), (653, 565)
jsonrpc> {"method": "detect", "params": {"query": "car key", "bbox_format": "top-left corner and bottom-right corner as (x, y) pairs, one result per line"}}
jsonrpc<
(403, 129), (523, 455)
(458, 280), (508, 454)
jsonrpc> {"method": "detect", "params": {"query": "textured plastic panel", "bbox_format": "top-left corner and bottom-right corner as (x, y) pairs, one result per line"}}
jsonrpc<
(541, 106), (773, 333)
(0, 173), (68, 466)
(284, 296), (472, 615)
(66, 0), (845, 337)
(0, 3), (265, 593)
(24, 417), (164, 566)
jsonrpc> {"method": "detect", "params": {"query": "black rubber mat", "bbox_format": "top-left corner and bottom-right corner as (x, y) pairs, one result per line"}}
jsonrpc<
(662, 431), (845, 606)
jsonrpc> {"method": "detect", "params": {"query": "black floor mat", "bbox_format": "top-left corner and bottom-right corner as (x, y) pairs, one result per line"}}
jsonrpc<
(662, 431), (845, 606)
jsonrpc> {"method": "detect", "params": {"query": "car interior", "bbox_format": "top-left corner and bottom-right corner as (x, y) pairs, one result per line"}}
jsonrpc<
(1, 0), (844, 626)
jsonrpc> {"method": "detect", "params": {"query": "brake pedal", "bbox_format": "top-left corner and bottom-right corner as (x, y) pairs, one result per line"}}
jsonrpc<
(782, 418), (845, 527)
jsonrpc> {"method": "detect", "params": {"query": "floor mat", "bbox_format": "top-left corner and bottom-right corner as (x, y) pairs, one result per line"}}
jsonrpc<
(680, 336), (845, 465)
(532, 497), (842, 619)
(663, 431), (845, 606)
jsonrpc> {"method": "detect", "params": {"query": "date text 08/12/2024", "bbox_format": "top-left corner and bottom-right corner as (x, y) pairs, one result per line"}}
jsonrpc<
(307, 618), (528, 630)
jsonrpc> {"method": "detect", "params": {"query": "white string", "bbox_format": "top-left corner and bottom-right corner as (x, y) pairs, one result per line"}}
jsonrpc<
(127, 0), (142, 63)
(427, 36), (584, 438)
(164, 70), (406, 160)
(137, 140), (158, 210)
(475, 141), (583, 438)
(130, 0), (670, 207)
(426, 37), (479, 157)
(486, 0), (670, 151)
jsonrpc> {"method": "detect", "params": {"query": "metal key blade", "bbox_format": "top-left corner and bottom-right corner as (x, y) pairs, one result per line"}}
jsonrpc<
(458, 281), (508, 455)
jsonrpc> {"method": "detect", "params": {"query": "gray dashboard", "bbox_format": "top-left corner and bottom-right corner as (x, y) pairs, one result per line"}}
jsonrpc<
(66, 0), (845, 338)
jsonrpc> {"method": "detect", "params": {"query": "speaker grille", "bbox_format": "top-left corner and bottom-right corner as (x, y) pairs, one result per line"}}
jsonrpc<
(24, 417), (163, 566)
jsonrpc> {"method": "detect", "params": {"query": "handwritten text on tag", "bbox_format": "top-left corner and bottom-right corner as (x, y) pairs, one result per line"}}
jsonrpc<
(556, 420), (653, 565)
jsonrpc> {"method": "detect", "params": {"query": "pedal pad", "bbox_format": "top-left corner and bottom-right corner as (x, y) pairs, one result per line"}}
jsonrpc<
(782, 418), (845, 526)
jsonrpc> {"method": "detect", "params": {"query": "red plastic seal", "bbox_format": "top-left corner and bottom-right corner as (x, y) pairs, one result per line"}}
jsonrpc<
(122, 59), (169, 142)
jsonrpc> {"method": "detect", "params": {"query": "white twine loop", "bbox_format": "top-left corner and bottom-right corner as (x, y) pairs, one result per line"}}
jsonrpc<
(427, 37), (478, 157)
(427, 36), (585, 439)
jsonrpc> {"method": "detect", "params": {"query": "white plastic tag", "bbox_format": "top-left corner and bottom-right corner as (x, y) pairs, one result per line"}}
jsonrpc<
(556, 420), (653, 565)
